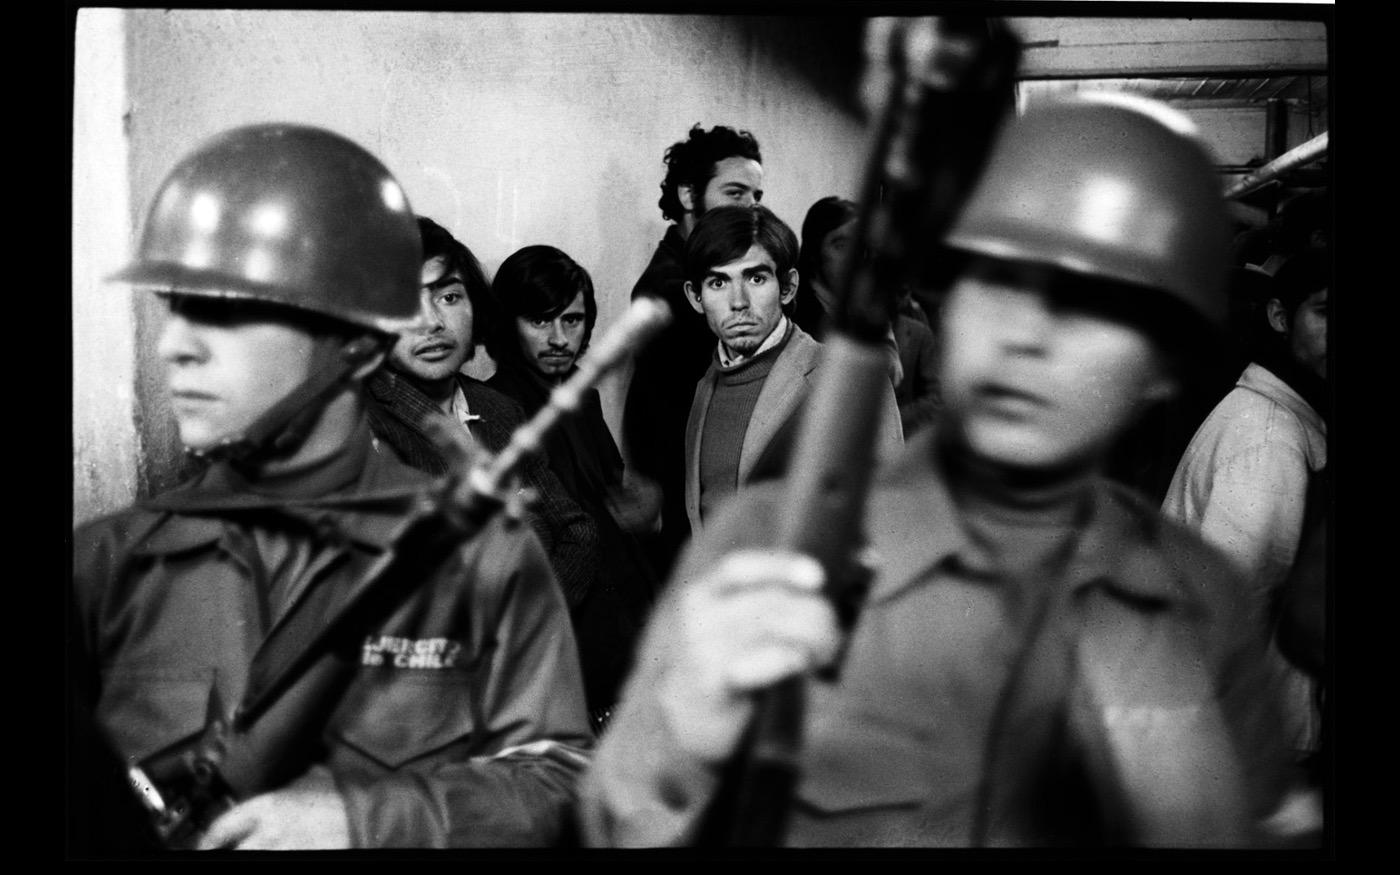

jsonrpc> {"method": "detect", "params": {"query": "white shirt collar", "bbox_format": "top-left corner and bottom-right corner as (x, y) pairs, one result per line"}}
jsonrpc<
(448, 382), (482, 434)
(718, 315), (790, 369)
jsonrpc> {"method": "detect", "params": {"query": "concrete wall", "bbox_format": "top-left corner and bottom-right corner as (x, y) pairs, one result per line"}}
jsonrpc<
(72, 9), (871, 523)
(73, 10), (141, 527)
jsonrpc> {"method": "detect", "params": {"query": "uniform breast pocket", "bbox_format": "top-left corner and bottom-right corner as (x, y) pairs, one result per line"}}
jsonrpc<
(98, 667), (216, 763)
(330, 669), (480, 771)
(788, 709), (945, 846)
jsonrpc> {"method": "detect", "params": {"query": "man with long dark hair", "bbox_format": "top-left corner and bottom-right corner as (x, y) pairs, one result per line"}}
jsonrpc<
(486, 245), (660, 730)
(365, 217), (600, 613)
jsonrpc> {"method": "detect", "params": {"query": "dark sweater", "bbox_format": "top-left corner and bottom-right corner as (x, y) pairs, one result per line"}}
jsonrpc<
(621, 226), (709, 576)
(698, 338), (786, 525)
(488, 361), (660, 720)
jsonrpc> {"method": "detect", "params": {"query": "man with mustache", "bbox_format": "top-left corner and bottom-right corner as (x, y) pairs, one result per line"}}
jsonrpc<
(485, 245), (660, 730)
(71, 126), (592, 850)
(679, 204), (902, 533)
(366, 217), (601, 620)
(582, 95), (1297, 848)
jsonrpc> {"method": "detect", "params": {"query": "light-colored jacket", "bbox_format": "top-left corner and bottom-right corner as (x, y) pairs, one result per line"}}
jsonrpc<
(683, 324), (904, 532)
(1162, 362), (1327, 595)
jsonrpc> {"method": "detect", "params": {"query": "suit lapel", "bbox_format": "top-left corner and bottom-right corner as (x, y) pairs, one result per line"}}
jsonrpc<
(685, 367), (718, 530)
(738, 330), (819, 483)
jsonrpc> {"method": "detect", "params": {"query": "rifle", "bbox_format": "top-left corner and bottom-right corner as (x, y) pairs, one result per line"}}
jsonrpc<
(698, 17), (1021, 846)
(125, 297), (672, 849)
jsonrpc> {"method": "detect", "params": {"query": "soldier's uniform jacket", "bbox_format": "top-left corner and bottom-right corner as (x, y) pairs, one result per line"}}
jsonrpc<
(582, 429), (1294, 847)
(71, 432), (593, 848)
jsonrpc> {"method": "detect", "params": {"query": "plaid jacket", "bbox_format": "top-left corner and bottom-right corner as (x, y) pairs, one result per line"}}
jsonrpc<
(365, 368), (599, 607)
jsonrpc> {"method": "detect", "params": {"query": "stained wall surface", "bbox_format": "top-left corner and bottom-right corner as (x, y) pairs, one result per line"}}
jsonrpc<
(73, 10), (141, 527)
(73, 9), (871, 523)
(72, 10), (1325, 524)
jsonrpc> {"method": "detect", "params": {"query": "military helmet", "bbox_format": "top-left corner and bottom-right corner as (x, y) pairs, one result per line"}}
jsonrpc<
(945, 92), (1231, 328)
(110, 123), (422, 333)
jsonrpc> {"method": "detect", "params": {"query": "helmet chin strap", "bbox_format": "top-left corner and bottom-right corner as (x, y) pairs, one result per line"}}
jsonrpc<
(187, 336), (384, 466)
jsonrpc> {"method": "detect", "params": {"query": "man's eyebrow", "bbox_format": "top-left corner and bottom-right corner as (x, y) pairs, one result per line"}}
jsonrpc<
(423, 274), (465, 292)
(740, 265), (775, 278)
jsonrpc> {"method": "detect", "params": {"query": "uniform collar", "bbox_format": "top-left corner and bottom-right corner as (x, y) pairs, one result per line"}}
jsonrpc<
(134, 433), (434, 557)
(865, 429), (1186, 609)
(863, 429), (974, 602)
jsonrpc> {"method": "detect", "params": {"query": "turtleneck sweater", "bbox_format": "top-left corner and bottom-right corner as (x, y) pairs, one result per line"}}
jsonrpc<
(697, 323), (794, 524)
(936, 434), (1093, 615)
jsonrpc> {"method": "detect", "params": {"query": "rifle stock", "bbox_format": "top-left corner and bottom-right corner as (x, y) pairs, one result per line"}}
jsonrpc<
(128, 297), (672, 849)
(702, 17), (1021, 846)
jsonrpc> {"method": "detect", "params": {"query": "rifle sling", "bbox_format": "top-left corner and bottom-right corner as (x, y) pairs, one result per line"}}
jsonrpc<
(233, 494), (491, 730)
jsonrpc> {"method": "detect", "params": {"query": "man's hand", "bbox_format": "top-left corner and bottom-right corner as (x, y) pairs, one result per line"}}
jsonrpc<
(657, 549), (841, 763)
(607, 471), (663, 533)
(197, 769), (350, 850)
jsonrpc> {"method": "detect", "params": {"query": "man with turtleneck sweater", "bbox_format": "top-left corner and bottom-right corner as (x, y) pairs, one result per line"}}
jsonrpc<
(581, 96), (1297, 848)
(681, 205), (903, 532)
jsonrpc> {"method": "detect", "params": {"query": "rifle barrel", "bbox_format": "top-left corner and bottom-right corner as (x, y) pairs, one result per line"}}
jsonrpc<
(709, 16), (1022, 847)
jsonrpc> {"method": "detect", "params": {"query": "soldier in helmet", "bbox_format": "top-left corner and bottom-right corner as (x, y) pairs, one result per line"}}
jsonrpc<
(580, 94), (1296, 847)
(70, 125), (592, 849)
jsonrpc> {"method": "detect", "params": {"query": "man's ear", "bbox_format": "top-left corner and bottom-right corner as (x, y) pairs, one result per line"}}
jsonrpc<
(678, 184), (697, 214)
(684, 281), (705, 315)
(1142, 374), (1179, 406)
(1266, 298), (1291, 335)
(1138, 345), (1183, 408)
(780, 269), (799, 306)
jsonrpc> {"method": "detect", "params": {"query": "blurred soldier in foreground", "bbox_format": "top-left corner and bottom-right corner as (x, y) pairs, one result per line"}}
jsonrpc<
(581, 94), (1295, 848)
(70, 125), (591, 850)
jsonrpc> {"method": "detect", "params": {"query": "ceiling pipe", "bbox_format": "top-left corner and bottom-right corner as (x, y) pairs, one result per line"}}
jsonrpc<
(1224, 131), (1328, 199)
